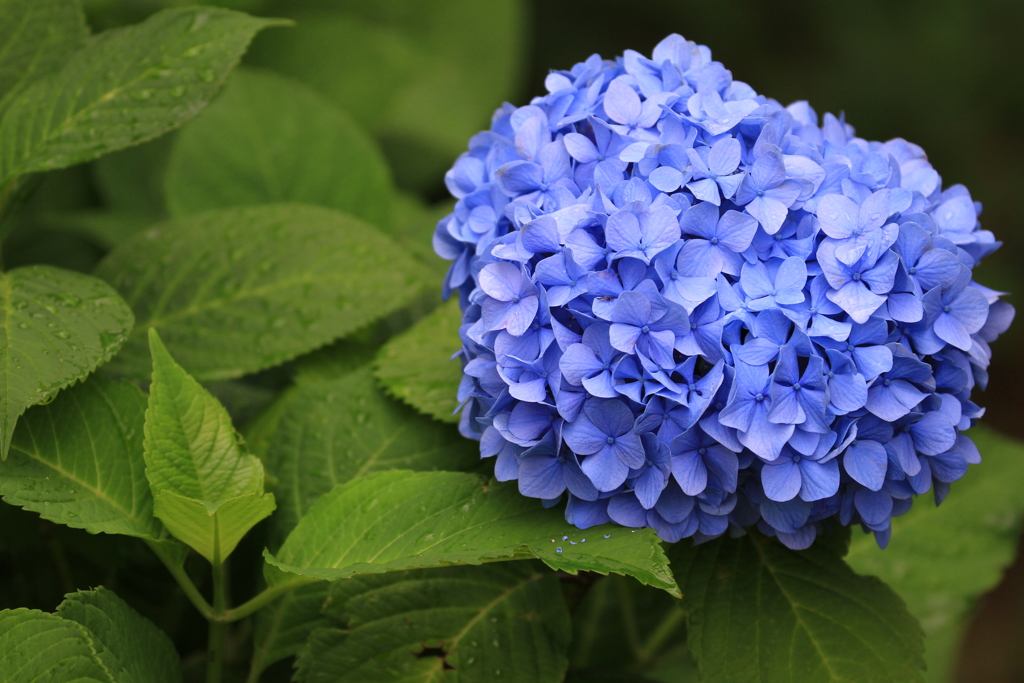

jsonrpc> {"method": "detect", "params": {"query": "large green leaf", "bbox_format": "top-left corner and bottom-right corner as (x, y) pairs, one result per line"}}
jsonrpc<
(374, 297), (463, 424)
(95, 203), (433, 381)
(144, 329), (274, 561)
(265, 470), (680, 597)
(295, 563), (571, 683)
(0, 0), (87, 115)
(165, 68), (394, 228)
(846, 426), (1024, 682)
(0, 608), (111, 682)
(0, 374), (159, 538)
(56, 587), (181, 683)
(0, 6), (288, 184)
(669, 533), (925, 683)
(0, 265), (134, 458)
(265, 366), (477, 543)
(247, 0), (526, 191)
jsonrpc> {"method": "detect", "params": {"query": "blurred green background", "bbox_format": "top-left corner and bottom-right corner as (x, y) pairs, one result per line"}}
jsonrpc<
(8, 0), (1024, 680)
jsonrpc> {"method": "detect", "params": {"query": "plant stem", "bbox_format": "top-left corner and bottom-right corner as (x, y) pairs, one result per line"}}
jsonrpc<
(217, 577), (317, 623)
(144, 540), (214, 620)
(207, 529), (227, 683)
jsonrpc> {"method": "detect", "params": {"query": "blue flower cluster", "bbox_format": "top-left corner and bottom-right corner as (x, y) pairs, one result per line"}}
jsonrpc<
(433, 34), (1013, 549)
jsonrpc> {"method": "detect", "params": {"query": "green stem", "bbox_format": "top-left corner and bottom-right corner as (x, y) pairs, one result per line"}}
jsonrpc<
(144, 540), (213, 620)
(207, 529), (227, 683)
(634, 606), (687, 667)
(218, 577), (316, 624)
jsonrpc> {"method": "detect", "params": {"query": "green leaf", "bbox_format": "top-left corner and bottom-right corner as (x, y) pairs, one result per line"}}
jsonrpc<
(247, 0), (526, 191)
(0, 265), (134, 458)
(0, 6), (289, 184)
(145, 328), (262, 501)
(0, 374), (160, 538)
(56, 586), (182, 683)
(295, 563), (571, 683)
(669, 533), (925, 683)
(0, 608), (111, 682)
(165, 68), (394, 229)
(153, 488), (275, 562)
(265, 367), (478, 544)
(845, 426), (1024, 682)
(144, 328), (273, 561)
(374, 297), (463, 424)
(95, 203), (433, 381)
(265, 470), (680, 596)
(0, 0), (88, 115)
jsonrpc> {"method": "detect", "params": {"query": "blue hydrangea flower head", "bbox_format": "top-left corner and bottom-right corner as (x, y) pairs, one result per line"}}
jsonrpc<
(434, 34), (1013, 549)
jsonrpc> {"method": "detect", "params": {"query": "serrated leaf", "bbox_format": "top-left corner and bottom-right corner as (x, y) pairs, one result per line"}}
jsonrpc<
(153, 488), (274, 562)
(374, 297), (462, 424)
(56, 586), (182, 683)
(296, 563), (571, 683)
(95, 203), (433, 381)
(165, 68), (393, 228)
(265, 367), (477, 545)
(669, 533), (925, 683)
(0, 0), (88, 116)
(846, 426), (1024, 682)
(144, 329), (272, 560)
(0, 374), (159, 538)
(0, 6), (289, 184)
(247, 0), (525, 191)
(0, 608), (111, 682)
(0, 265), (134, 458)
(145, 328), (262, 501)
(265, 470), (679, 596)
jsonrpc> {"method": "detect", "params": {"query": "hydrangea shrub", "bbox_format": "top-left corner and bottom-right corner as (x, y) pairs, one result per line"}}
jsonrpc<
(436, 33), (1014, 549)
(3, 3), (1024, 681)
